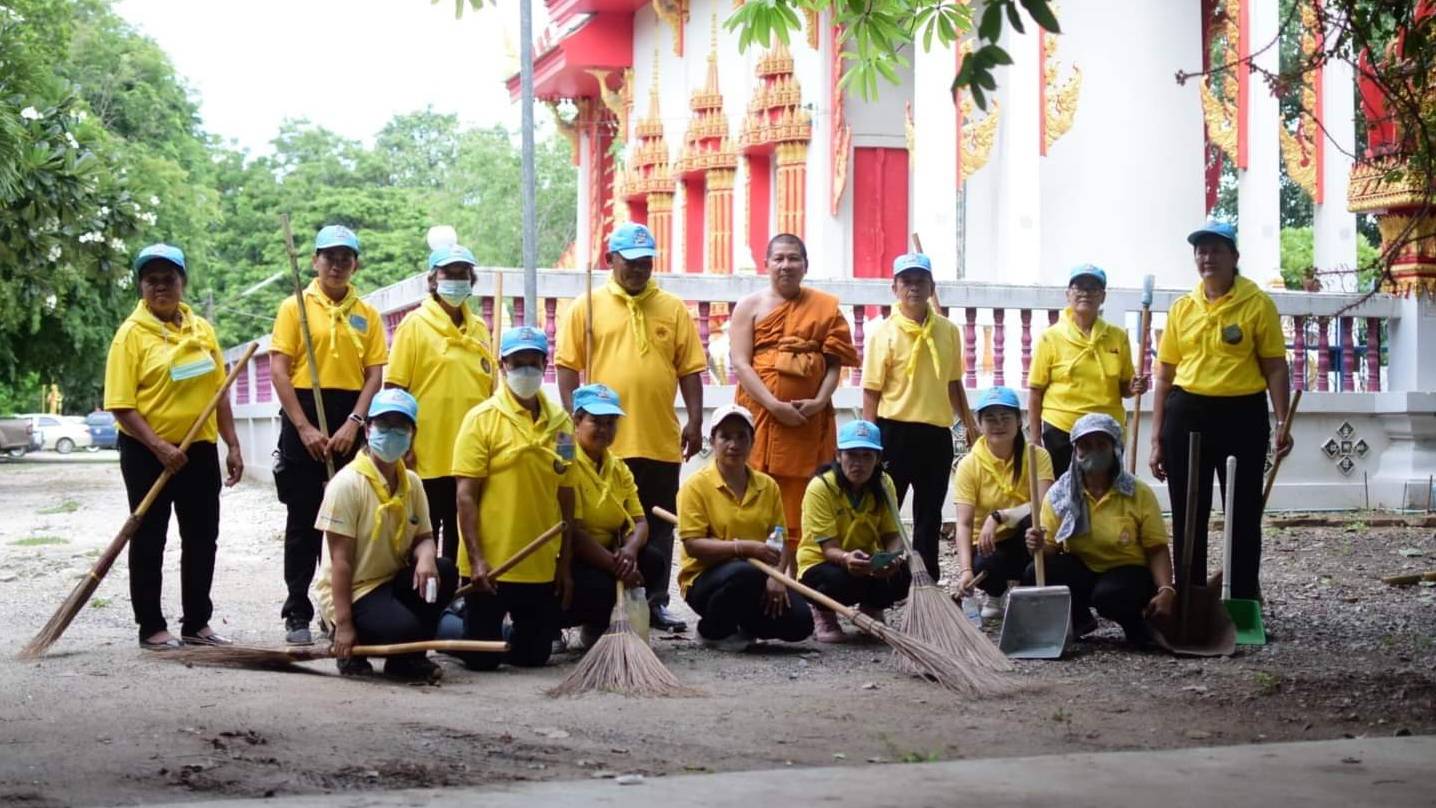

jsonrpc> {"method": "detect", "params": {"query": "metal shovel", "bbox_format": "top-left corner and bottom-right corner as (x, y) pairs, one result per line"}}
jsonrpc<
(1221, 455), (1267, 645)
(998, 445), (1073, 659)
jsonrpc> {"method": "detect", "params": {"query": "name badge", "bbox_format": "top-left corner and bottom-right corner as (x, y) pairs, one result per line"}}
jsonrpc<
(349, 314), (369, 333)
(170, 354), (217, 382)
(1221, 324), (1244, 345)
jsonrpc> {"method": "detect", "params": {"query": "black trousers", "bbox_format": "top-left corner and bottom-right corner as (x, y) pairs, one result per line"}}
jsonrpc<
(877, 419), (953, 581)
(623, 458), (679, 610)
(971, 515), (1034, 597)
(799, 562), (912, 610)
(1041, 423), (1074, 479)
(275, 387), (361, 625)
(1160, 388), (1269, 599)
(421, 476), (459, 562)
(118, 434), (221, 640)
(461, 581), (560, 670)
(351, 559), (459, 665)
(562, 544), (668, 629)
(1032, 554), (1155, 643)
(686, 560), (814, 641)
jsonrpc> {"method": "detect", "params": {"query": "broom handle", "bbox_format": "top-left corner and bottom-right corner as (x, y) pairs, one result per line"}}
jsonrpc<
(280, 213), (335, 480)
(352, 640), (507, 655)
(1261, 389), (1301, 507)
(585, 264), (594, 384)
(1027, 444), (1046, 587)
(1127, 305), (1152, 473)
(492, 270), (503, 358)
(452, 521), (566, 599)
(1179, 431), (1202, 639)
(1221, 455), (1237, 601)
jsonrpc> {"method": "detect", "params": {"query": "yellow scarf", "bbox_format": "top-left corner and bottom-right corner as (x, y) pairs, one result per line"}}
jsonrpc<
(573, 446), (636, 534)
(969, 436), (1028, 504)
(130, 300), (220, 371)
(820, 470), (885, 547)
(1186, 275), (1261, 342)
(418, 296), (488, 357)
(1053, 307), (1111, 383)
(487, 387), (569, 475)
(606, 278), (660, 356)
(305, 280), (365, 359)
(350, 450), (413, 557)
(893, 305), (942, 378)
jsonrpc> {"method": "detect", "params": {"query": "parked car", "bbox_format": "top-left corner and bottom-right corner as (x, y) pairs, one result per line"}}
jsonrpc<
(85, 411), (118, 450)
(19, 414), (93, 454)
(0, 415), (35, 458)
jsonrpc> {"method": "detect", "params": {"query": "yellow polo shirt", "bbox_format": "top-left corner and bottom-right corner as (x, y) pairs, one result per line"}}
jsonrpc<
(861, 307), (965, 428)
(313, 458), (431, 623)
(676, 462), (785, 595)
(104, 301), (224, 444)
(555, 281), (707, 463)
(387, 298), (495, 479)
(572, 445), (644, 550)
(796, 470), (900, 577)
(1157, 276), (1285, 397)
(451, 386), (574, 582)
(1039, 479), (1168, 573)
(1028, 310), (1135, 432)
(953, 439), (1055, 542)
(271, 281), (388, 390)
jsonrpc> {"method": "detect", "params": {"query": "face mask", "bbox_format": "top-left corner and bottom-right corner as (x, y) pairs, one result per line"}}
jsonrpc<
(505, 365), (544, 399)
(1077, 448), (1114, 475)
(436, 279), (471, 307)
(368, 426), (412, 464)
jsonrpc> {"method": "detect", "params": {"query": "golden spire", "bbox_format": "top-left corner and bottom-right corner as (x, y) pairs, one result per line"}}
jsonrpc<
(706, 13), (720, 93)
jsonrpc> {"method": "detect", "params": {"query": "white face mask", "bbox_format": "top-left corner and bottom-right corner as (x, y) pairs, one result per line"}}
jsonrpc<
(435, 279), (471, 307)
(505, 365), (544, 399)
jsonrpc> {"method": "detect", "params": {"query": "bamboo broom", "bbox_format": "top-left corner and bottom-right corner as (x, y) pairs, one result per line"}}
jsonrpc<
(19, 343), (259, 658)
(452, 521), (567, 600)
(882, 483), (1013, 674)
(1262, 390), (1302, 507)
(651, 507), (1010, 696)
(163, 639), (507, 671)
(1127, 274), (1155, 473)
(547, 580), (697, 698)
(280, 214), (335, 479)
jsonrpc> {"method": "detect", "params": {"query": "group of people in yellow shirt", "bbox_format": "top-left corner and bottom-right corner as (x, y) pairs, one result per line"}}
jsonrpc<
(101, 216), (1291, 670)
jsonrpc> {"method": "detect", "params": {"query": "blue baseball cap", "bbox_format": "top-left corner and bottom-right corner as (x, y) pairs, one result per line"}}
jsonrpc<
(428, 244), (477, 270)
(573, 383), (625, 417)
(1068, 263), (1107, 287)
(974, 386), (1021, 413)
(892, 252), (933, 277)
(1186, 220), (1237, 248)
(315, 225), (360, 254)
(607, 222), (657, 260)
(368, 388), (419, 425)
(133, 243), (186, 278)
(500, 326), (549, 358)
(837, 419), (884, 452)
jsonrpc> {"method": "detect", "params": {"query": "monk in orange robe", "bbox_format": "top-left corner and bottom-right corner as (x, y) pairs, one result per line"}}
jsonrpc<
(731, 234), (859, 572)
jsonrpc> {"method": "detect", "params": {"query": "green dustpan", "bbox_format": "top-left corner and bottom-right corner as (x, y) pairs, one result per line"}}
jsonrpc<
(1223, 597), (1266, 645)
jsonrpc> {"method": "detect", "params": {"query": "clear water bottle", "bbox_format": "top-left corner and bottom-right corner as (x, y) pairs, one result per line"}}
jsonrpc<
(766, 525), (786, 555)
(962, 590), (981, 626)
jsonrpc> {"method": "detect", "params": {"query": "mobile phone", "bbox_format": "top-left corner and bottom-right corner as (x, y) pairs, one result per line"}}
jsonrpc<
(868, 550), (904, 571)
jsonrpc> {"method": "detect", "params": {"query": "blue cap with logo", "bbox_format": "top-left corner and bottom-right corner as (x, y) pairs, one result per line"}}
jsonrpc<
(607, 222), (658, 260)
(315, 224), (361, 254)
(892, 252), (933, 277)
(572, 383), (625, 417)
(1068, 263), (1107, 287)
(1186, 220), (1237, 248)
(368, 388), (419, 425)
(500, 326), (549, 358)
(974, 386), (1021, 413)
(837, 419), (884, 452)
(133, 243), (187, 278)
(428, 244), (477, 270)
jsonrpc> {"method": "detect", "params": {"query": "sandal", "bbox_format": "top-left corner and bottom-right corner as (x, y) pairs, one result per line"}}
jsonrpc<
(140, 636), (182, 651)
(181, 629), (233, 646)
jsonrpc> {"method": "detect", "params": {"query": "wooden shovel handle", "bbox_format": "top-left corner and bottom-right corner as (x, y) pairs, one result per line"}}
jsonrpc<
(1261, 389), (1302, 507)
(452, 521), (566, 599)
(352, 640), (507, 655)
(1027, 444), (1046, 587)
(1128, 305), (1152, 474)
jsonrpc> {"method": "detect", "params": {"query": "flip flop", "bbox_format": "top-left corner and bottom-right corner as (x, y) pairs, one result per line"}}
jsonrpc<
(140, 637), (182, 651)
(181, 630), (233, 646)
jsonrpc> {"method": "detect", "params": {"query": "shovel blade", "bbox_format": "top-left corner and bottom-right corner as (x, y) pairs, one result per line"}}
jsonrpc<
(1223, 598), (1266, 646)
(1149, 584), (1237, 657)
(998, 585), (1072, 659)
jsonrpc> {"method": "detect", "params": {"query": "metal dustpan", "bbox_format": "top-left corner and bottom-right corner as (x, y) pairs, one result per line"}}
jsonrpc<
(998, 445), (1073, 660)
(1218, 456), (1266, 645)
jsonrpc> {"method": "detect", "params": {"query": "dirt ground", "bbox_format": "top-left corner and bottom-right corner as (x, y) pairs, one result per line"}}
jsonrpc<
(1, 454), (1432, 806)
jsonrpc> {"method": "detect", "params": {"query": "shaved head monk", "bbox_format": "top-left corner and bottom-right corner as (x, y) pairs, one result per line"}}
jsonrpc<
(730, 234), (859, 574)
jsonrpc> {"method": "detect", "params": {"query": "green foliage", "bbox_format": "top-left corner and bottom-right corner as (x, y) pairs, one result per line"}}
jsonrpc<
(1279, 227), (1382, 291)
(11, 536), (68, 547)
(36, 499), (81, 515)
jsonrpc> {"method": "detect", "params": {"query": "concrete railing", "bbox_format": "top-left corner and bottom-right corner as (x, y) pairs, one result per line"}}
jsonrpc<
(223, 269), (1436, 512)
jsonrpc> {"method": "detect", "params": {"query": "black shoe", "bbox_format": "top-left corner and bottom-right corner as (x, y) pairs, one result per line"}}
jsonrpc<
(650, 606), (688, 633)
(336, 656), (373, 676)
(384, 655), (443, 683)
(1073, 609), (1099, 638)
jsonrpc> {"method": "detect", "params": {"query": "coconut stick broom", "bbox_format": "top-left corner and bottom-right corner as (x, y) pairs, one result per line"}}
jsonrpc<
(547, 580), (698, 698)
(652, 507), (1008, 696)
(882, 485), (1013, 674)
(452, 521), (567, 600)
(20, 343), (260, 659)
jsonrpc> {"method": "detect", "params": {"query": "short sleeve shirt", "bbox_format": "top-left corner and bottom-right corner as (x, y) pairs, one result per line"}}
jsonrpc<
(796, 470), (900, 577)
(1157, 277), (1285, 397)
(270, 282), (388, 390)
(675, 462), (785, 595)
(1039, 479), (1167, 573)
(861, 309), (965, 428)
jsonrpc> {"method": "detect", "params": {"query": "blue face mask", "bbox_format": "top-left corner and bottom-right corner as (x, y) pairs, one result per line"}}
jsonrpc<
(368, 425), (412, 464)
(436, 279), (471, 307)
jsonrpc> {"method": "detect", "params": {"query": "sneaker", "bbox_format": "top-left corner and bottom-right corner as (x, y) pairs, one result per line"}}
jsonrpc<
(650, 606), (688, 633)
(1073, 609), (1099, 638)
(980, 592), (1004, 619)
(813, 607), (846, 643)
(336, 656), (374, 676)
(701, 630), (753, 653)
(285, 621), (313, 646)
(552, 630), (569, 656)
(384, 655), (443, 683)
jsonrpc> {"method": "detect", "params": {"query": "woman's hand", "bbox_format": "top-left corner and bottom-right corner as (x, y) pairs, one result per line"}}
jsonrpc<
(224, 447), (244, 487)
(1128, 375), (1148, 397)
(328, 419), (359, 458)
(152, 440), (188, 474)
(747, 541), (781, 567)
(956, 568), (976, 596)
(977, 515), (999, 557)
(412, 555), (439, 599)
(1144, 587), (1176, 620)
(1148, 440), (1166, 482)
(844, 549), (873, 577)
(1024, 526), (1047, 555)
(613, 546), (642, 587)
(762, 576), (790, 617)
(331, 620), (356, 659)
(1274, 425), (1294, 460)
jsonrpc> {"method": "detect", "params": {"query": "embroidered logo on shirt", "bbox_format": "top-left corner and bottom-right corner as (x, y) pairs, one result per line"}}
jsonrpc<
(1221, 324), (1243, 345)
(349, 314), (369, 332)
(1119, 528), (1133, 545)
(654, 325), (669, 340)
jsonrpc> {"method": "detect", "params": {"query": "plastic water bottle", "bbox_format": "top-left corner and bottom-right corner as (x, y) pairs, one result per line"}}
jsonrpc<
(766, 526), (786, 555)
(962, 591), (981, 626)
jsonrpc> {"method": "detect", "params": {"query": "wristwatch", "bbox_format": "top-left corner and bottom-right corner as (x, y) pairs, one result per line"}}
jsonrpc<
(990, 509), (1004, 526)
(347, 413), (364, 427)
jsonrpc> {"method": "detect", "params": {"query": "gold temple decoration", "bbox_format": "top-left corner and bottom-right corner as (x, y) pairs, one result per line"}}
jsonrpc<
(741, 41), (811, 239)
(905, 100), (915, 170)
(545, 100), (580, 160)
(626, 52), (677, 271)
(1200, 0), (1242, 167)
(1279, 0), (1321, 201)
(1041, 25), (1081, 153)
(804, 8), (820, 49)
(829, 22), (850, 215)
(957, 41), (999, 181)
(586, 68), (635, 143)
(677, 18), (738, 273)
(653, 0), (688, 57)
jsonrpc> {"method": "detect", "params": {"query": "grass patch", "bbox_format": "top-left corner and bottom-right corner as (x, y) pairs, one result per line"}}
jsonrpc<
(36, 499), (80, 515)
(10, 536), (68, 547)
(90, 597), (111, 609)
(1253, 671), (1281, 696)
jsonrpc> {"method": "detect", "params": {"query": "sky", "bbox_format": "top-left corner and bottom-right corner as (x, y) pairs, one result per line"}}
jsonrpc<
(114, 0), (547, 155)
